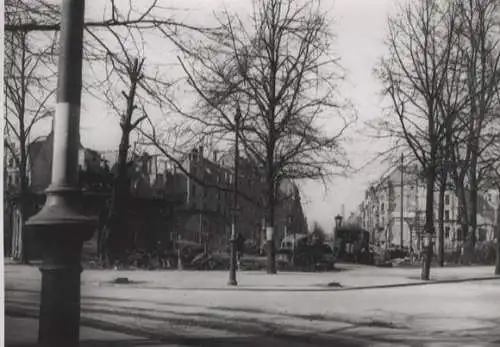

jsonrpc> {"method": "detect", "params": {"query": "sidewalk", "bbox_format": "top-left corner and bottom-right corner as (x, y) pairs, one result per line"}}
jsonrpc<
(84, 264), (499, 291)
(85, 264), (499, 290)
(5, 315), (185, 347)
(5, 262), (499, 292)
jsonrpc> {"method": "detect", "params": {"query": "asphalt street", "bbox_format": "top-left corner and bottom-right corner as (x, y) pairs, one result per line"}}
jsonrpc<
(4, 264), (500, 346)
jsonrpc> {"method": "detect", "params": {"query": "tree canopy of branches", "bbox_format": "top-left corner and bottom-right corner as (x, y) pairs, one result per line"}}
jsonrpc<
(378, 0), (500, 275)
(87, 23), (176, 263)
(174, 0), (352, 273)
(4, 0), (209, 263)
(4, 0), (205, 35)
(377, 0), (462, 280)
(443, 0), (500, 248)
(4, 3), (58, 262)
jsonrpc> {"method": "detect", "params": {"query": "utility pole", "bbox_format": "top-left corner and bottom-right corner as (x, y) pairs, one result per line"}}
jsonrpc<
(228, 107), (241, 286)
(177, 233), (183, 270)
(26, 1), (94, 346)
(400, 153), (404, 249)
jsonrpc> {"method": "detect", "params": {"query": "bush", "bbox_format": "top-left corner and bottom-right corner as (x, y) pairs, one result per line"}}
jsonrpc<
(474, 241), (496, 265)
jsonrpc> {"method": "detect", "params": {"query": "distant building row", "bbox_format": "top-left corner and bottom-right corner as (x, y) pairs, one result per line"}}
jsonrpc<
(4, 130), (308, 257)
(349, 164), (498, 251)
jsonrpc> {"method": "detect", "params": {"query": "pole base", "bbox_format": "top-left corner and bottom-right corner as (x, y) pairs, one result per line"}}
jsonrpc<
(227, 279), (238, 286)
(266, 240), (277, 274)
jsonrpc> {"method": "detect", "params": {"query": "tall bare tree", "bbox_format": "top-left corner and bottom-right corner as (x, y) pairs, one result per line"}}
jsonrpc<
(85, 18), (177, 263)
(377, 0), (461, 280)
(445, 0), (500, 251)
(5, 0), (206, 35)
(5, 0), (210, 263)
(4, 5), (57, 262)
(477, 107), (500, 273)
(176, 0), (352, 273)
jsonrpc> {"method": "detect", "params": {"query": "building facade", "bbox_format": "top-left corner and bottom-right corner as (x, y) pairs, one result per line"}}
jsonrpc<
(5, 131), (309, 258)
(168, 146), (309, 252)
(354, 163), (497, 252)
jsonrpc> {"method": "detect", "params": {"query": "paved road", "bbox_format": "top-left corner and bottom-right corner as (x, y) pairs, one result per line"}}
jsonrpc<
(5, 264), (500, 346)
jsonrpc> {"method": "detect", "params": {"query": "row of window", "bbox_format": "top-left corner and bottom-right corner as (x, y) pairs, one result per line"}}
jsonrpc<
(445, 227), (489, 242)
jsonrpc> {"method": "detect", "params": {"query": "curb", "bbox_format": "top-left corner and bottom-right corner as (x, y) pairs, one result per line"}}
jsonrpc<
(95, 275), (500, 292)
(331, 275), (500, 292)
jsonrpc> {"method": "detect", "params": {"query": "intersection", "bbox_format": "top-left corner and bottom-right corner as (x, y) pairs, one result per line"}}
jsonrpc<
(5, 264), (500, 346)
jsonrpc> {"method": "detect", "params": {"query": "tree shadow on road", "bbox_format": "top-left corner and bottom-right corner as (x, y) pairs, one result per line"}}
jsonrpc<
(6, 339), (163, 347)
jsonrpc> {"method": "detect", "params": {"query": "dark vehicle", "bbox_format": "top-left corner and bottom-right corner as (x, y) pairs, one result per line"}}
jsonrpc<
(387, 247), (410, 260)
(277, 240), (336, 271)
(334, 227), (372, 264)
(166, 240), (230, 270)
(309, 243), (336, 271)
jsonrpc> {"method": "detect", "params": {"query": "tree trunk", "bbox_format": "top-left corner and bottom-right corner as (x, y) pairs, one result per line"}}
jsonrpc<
(19, 148), (30, 264)
(496, 229), (500, 275)
(438, 173), (446, 267)
(468, 164), (478, 247)
(104, 129), (131, 267)
(266, 179), (277, 274)
(102, 59), (143, 267)
(495, 188), (500, 275)
(455, 181), (469, 261)
(421, 165), (435, 281)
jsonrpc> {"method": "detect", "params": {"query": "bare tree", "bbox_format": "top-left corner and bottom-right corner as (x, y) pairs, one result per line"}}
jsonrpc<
(444, 0), (500, 251)
(4, 5), (57, 262)
(477, 104), (500, 273)
(84, 19), (177, 264)
(4, 0), (211, 263)
(5, 0), (207, 36)
(175, 0), (352, 273)
(377, 0), (462, 280)
(485, 158), (500, 275)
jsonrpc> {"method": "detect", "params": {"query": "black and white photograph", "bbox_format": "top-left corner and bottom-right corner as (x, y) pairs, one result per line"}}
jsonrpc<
(2, 0), (500, 346)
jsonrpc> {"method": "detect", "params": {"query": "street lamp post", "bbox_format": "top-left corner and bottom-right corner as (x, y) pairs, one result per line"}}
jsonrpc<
(25, 1), (95, 346)
(335, 214), (343, 229)
(177, 233), (183, 270)
(403, 216), (415, 262)
(334, 214), (343, 257)
(228, 107), (241, 286)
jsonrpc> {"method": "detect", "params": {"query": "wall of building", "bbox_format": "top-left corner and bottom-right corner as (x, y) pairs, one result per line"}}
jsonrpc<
(356, 165), (497, 251)
(168, 147), (308, 251)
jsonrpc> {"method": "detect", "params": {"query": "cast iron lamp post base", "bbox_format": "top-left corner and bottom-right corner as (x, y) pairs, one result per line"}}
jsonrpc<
(27, 188), (95, 347)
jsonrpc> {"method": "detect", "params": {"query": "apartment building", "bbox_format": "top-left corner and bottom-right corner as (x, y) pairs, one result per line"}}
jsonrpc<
(173, 147), (233, 249)
(355, 164), (497, 252)
(4, 132), (104, 194)
(5, 130), (121, 260)
(170, 146), (308, 251)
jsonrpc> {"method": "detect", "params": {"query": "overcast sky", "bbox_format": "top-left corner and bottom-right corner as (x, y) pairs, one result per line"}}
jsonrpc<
(71, 0), (400, 232)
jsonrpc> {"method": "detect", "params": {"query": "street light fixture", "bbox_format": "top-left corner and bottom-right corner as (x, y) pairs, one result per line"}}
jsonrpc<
(423, 232), (434, 248)
(25, 1), (95, 346)
(335, 214), (343, 229)
(333, 214), (343, 258)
